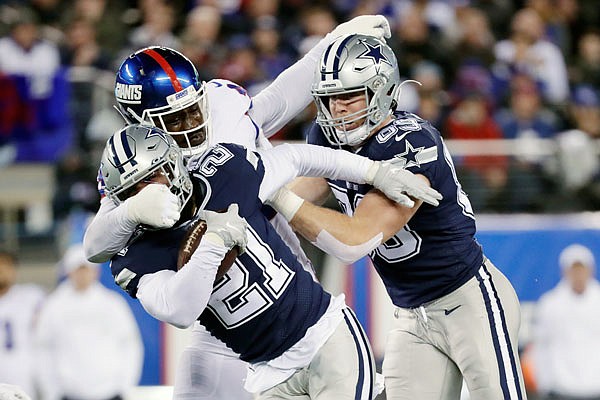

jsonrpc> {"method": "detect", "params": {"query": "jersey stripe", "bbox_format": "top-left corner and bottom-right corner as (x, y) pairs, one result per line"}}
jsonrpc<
(477, 262), (524, 399)
(332, 35), (357, 80)
(143, 48), (184, 92)
(322, 34), (357, 81)
(343, 307), (374, 400)
(108, 128), (137, 173)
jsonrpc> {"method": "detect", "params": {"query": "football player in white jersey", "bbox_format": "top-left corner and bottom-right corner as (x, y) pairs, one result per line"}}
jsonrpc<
(268, 34), (527, 399)
(83, 15), (442, 400)
(0, 251), (45, 398)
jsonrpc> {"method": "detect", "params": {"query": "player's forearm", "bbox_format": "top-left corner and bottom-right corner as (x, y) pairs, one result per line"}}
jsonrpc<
(136, 240), (225, 328)
(273, 188), (418, 264)
(83, 197), (138, 263)
(288, 201), (383, 264)
(290, 200), (379, 244)
(288, 176), (331, 205)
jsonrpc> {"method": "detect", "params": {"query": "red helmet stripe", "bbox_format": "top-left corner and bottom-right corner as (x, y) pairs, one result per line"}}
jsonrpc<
(143, 48), (184, 92)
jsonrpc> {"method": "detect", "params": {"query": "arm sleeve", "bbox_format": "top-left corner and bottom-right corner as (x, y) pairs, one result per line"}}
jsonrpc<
(83, 197), (138, 263)
(249, 34), (334, 137)
(135, 239), (227, 329)
(257, 143), (375, 201)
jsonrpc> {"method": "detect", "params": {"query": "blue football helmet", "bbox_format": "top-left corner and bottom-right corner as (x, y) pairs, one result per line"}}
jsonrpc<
(114, 46), (211, 157)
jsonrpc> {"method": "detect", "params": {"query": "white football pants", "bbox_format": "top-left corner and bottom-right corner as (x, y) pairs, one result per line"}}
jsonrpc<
(382, 258), (527, 400)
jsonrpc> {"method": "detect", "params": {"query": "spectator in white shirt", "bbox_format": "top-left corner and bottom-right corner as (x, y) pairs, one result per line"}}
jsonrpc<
(532, 244), (600, 400)
(0, 6), (60, 99)
(35, 244), (143, 400)
(493, 7), (569, 105)
(0, 250), (45, 400)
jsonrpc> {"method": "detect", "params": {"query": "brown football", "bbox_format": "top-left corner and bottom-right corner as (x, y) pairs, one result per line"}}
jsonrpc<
(177, 218), (239, 280)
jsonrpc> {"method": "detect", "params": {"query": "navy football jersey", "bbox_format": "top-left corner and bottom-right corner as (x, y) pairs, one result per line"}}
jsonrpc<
(307, 111), (483, 308)
(111, 143), (331, 363)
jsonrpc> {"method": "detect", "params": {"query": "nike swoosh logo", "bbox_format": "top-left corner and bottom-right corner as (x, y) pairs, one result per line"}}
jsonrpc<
(444, 305), (462, 315)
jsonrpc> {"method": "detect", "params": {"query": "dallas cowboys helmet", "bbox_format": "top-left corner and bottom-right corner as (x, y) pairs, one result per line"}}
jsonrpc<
(311, 34), (400, 147)
(114, 46), (211, 156)
(100, 124), (192, 213)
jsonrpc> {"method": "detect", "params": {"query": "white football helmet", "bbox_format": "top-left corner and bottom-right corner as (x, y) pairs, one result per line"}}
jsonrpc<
(100, 124), (192, 213)
(311, 34), (400, 147)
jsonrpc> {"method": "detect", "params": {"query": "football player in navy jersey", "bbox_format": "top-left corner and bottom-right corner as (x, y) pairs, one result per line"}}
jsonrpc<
(82, 16), (404, 400)
(268, 34), (527, 400)
(101, 124), (440, 399)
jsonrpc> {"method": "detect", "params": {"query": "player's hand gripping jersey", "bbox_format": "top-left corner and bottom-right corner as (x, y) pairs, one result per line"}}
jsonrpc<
(308, 111), (484, 308)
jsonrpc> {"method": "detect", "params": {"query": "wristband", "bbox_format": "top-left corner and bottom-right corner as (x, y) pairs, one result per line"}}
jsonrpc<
(270, 188), (305, 222)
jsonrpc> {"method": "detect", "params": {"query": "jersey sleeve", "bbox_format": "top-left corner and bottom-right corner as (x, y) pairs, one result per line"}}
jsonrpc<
(110, 228), (182, 298)
(206, 79), (260, 149)
(83, 196), (138, 263)
(374, 112), (441, 188)
(188, 143), (265, 218)
(111, 225), (228, 328)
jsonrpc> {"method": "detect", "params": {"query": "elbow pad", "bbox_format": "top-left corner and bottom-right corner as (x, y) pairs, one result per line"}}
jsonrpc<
(312, 230), (383, 265)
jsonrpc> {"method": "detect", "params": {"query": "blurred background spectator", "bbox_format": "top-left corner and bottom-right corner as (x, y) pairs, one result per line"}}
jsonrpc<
(35, 244), (143, 400)
(444, 63), (509, 211)
(493, 73), (560, 211)
(493, 7), (569, 106)
(531, 244), (600, 400)
(0, 250), (45, 399)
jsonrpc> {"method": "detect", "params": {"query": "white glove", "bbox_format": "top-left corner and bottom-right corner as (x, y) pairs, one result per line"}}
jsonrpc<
(124, 184), (181, 228)
(366, 159), (443, 208)
(199, 203), (248, 253)
(0, 384), (32, 400)
(330, 15), (391, 41)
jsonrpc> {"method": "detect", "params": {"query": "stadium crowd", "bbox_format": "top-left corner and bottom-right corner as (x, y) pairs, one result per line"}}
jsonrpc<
(0, 0), (599, 215)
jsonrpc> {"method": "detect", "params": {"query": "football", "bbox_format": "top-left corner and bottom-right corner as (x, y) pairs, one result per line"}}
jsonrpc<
(177, 218), (239, 280)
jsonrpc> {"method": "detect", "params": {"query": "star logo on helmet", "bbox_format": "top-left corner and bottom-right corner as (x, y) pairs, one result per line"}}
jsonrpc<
(145, 128), (167, 140)
(357, 41), (392, 73)
(397, 140), (423, 168)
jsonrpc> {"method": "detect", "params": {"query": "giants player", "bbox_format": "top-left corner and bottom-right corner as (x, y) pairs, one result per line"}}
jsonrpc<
(268, 34), (527, 399)
(101, 124), (439, 399)
(83, 17), (441, 400)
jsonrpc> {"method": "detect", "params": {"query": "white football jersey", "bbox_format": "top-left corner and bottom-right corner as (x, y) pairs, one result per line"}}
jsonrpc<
(206, 78), (262, 150)
(0, 284), (45, 396)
